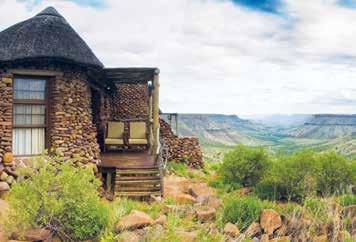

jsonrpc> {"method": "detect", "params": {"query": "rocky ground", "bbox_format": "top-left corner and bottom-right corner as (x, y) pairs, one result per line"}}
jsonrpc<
(0, 172), (355, 242)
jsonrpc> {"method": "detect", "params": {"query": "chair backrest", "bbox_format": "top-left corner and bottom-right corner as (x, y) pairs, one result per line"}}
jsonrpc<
(130, 122), (147, 139)
(107, 121), (124, 139)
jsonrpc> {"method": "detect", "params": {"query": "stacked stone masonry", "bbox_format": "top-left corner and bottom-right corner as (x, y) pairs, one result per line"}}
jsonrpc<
(49, 72), (100, 163)
(160, 119), (204, 168)
(0, 73), (13, 163)
(109, 83), (149, 120)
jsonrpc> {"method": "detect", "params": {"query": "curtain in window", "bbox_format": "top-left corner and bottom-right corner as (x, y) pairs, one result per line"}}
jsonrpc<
(13, 128), (45, 155)
(14, 78), (46, 100)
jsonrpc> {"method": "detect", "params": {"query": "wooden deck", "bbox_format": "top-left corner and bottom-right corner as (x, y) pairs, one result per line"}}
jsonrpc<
(98, 151), (157, 169)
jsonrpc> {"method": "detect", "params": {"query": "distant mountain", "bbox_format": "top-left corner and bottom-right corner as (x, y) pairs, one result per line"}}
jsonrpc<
(287, 114), (356, 139)
(162, 114), (272, 146)
(245, 114), (313, 128)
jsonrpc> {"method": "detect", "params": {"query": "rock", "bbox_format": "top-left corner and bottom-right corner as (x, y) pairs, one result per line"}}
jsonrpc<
(176, 231), (197, 242)
(0, 182), (10, 192)
(0, 230), (7, 242)
(269, 236), (290, 242)
(188, 182), (215, 199)
(154, 215), (167, 226)
(244, 222), (262, 238)
(117, 231), (141, 242)
(195, 206), (216, 222)
(5, 176), (14, 185)
(202, 196), (222, 209)
(223, 223), (240, 238)
(260, 234), (269, 242)
(0, 173), (8, 182)
(175, 194), (196, 204)
(260, 209), (282, 235)
(312, 235), (328, 242)
(23, 229), (51, 241)
(116, 210), (154, 232)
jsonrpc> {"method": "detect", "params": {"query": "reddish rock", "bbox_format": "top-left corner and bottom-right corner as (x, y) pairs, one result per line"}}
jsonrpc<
(0, 182), (9, 192)
(195, 206), (216, 222)
(116, 210), (154, 232)
(260, 209), (282, 235)
(24, 228), (51, 241)
(154, 214), (167, 226)
(188, 182), (215, 199)
(260, 234), (269, 242)
(223, 223), (240, 238)
(244, 222), (262, 238)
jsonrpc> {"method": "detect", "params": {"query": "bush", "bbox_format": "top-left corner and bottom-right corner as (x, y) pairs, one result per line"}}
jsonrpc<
(222, 195), (266, 231)
(218, 145), (270, 188)
(315, 151), (354, 196)
(255, 150), (317, 202)
(8, 157), (109, 241)
(338, 194), (356, 206)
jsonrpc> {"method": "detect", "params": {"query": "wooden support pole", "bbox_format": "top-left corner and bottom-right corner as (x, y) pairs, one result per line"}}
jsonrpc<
(152, 70), (160, 159)
(175, 114), (179, 135)
(148, 92), (153, 154)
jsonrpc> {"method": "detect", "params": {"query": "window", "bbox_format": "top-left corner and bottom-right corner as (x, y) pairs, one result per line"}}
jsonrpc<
(12, 77), (47, 156)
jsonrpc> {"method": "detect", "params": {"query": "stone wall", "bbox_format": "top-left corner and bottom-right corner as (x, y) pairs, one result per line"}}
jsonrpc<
(49, 72), (100, 164)
(160, 119), (204, 168)
(0, 73), (13, 163)
(109, 83), (149, 120)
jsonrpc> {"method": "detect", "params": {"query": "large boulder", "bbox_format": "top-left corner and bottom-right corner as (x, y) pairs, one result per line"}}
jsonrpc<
(260, 209), (282, 235)
(116, 210), (154, 232)
(223, 223), (240, 238)
(0, 182), (9, 192)
(195, 206), (216, 222)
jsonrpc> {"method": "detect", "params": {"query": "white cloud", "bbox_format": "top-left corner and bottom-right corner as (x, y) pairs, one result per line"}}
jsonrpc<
(1, 0), (356, 115)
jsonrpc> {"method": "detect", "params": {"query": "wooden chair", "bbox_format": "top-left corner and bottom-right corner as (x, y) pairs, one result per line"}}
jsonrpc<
(129, 121), (148, 146)
(104, 121), (125, 151)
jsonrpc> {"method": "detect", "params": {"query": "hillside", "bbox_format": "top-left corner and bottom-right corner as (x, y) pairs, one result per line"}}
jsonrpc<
(163, 113), (356, 158)
(287, 114), (356, 139)
(163, 114), (274, 146)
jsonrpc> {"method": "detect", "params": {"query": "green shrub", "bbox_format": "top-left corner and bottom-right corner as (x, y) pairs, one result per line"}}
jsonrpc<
(337, 194), (356, 206)
(8, 157), (109, 241)
(303, 197), (329, 222)
(255, 150), (317, 202)
(218, 145), (270, 188)
(222, 195), (265, 231)
(315, 151), (354, 196)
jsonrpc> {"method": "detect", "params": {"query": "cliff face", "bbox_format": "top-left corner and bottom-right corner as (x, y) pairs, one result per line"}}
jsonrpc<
(287, 114), (356, 139)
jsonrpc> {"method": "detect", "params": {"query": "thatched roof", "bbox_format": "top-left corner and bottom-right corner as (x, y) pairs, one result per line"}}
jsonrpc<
(0, 7), (103, 68)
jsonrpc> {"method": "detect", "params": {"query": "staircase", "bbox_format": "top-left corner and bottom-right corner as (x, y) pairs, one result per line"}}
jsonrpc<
(114, 166), (163, 197)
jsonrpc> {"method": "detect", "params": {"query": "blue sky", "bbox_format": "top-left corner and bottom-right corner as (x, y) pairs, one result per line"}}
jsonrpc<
(2, 0), (356, 115)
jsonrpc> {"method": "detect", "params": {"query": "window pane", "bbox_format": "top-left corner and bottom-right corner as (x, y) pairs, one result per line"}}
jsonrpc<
(14, 104), (45, 125)
(12, 128), (45, 155)
(14, 78), (46, 100)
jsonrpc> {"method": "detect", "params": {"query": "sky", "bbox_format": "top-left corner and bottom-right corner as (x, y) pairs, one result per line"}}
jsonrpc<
(1, 0), (356, 116)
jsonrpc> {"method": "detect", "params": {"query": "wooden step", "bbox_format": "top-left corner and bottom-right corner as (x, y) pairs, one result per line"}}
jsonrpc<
(115, 179), (161, 185)
(115, 186), (161, 192)
(115, 191), (162, 197)
(115, 169), (159, 175)
(116, 176), (161, 181)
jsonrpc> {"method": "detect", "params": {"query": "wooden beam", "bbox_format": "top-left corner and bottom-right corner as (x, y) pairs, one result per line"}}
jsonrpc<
(9, 68), (63, 77)
(152, 71), (160, 159)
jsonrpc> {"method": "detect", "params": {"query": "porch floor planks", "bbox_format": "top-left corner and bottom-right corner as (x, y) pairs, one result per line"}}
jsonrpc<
(99, 151), (156, 169)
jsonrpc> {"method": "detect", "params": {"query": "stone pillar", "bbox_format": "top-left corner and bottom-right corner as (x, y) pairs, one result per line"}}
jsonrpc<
(49, 74), (100, 164)
(0, 74), (13, 163)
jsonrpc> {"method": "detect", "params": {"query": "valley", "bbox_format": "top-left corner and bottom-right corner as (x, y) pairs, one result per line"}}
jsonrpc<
(163, 113), (356, 159)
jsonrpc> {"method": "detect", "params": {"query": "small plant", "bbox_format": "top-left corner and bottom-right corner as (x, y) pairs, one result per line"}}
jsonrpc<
(218, 145), (270, 188)
(337, 194), (356, 206)
(222, 195), (265, 231)
(8, 156), (109, 241)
